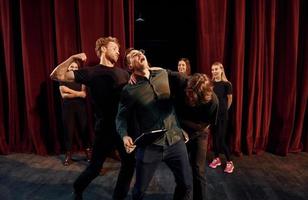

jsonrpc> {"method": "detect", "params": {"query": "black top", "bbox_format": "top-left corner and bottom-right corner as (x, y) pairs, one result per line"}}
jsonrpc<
(60, 82), (85, 104)
(74, 65), (129, 131)
(213, 81), (232, 116)
(116, 69), (186, 146)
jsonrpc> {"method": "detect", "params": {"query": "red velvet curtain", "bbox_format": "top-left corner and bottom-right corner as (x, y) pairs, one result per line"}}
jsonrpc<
(197, 0), (307, 156)
(0, 0), (134, 155)
(1, 0), (306, 157)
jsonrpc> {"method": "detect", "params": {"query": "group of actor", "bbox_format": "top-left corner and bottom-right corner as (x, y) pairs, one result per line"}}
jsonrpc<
(50, 36), (233, 200)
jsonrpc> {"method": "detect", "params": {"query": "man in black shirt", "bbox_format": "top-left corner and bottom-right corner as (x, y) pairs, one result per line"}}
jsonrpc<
(116, 48), (193, 200)
(50, 37), (135, 200)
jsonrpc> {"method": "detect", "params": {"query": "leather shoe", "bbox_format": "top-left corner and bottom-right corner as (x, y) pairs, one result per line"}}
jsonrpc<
(85, 148), (92, 162)
(72, 192), (83, 200)
(63, 151), (72, 166)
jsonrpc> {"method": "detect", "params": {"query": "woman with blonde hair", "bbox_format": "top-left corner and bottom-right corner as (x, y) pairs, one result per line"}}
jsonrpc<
(209, 62), (234, 173)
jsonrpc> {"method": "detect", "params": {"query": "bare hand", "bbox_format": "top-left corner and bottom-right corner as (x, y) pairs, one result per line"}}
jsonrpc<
(129, 74), (137, 85)
(72, 53), (87, 61)
(149, 67), (163, 70)
(202, 125), (211, 134)
(123, 136), (136, 153)
(182, 130), (189, 143)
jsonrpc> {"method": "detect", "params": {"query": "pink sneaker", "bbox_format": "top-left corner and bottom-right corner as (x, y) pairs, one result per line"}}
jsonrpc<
(209, 157), (221, 168)
(224, 161), (234, 173)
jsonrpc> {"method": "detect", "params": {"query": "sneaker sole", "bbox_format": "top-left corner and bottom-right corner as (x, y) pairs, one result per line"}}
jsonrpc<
(224, 168), (234, 173)
(209, 163), (221, 168)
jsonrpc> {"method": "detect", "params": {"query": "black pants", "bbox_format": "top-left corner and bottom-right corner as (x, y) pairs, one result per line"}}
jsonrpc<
(212, 115), (231, 161)
(187, 134), (208, 200)
(133, 140), (193, 200)
(62, 101), (89, 151)
(74, 127), (135, 200)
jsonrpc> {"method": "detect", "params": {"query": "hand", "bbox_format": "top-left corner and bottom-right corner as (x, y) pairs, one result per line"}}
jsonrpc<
(182, 130), (190, 143)
(123, 136), (136, 153)
(149, 67), (163, 70)
(71, 53), (87, 61)
(202, 124), (211, 134)
(128, 74), (137, 85)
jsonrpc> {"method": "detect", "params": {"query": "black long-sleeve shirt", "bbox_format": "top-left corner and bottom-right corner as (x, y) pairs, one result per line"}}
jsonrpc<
(116, 69), (186, 146)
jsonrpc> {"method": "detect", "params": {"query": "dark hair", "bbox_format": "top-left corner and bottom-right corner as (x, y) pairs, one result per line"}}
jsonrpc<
(124, 48), (135, 67)
(185, 73), (213, 106)
(95, 36), (120, 58)
(178, 58), (191, 75)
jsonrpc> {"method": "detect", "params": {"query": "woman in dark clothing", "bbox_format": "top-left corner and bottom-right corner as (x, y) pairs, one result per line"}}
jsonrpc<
(209, 62), (234, 173)
(178, 73), (219, 200)
(59, 60), (91, 166)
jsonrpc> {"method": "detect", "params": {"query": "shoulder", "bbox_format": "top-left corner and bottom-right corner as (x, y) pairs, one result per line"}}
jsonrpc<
(224, 81), (232, 91)
(74, 65), (99, 76)
(224, 81), (232, 86)
(150, 68), (167, 75)
(115, 67), (129, 76)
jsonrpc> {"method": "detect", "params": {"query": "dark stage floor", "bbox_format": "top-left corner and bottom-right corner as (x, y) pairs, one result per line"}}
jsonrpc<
(0, 152), (307, 200)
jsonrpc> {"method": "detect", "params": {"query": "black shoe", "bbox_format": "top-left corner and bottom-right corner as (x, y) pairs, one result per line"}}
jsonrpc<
(63, 151), (73, 166)
(85, 148), (92, 162)
(72, 192), (83, 200)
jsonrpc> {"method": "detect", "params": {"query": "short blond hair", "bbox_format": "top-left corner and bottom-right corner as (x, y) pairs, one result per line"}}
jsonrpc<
(95, 36), (120, 58)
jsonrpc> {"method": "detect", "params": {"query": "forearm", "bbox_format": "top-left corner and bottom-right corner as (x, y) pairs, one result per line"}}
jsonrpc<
(66, 89), (86, 98)
(50, 57), (74, 81)
(50, 53), (86, 82)
(116, 107), (129, 139)
(60, 86), (86, 98)
(62, 92), (85, 99)
(227, 95), (232, 109)
(62, 93), (76, 99)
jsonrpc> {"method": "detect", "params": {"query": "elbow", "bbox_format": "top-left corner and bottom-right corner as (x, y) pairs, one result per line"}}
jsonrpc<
(50, 73), (56, 80)
(50, 73), (64, 82)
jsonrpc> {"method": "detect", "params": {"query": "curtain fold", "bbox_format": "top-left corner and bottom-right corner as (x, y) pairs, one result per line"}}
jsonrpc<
(196, 0), (307, 156)
(0, 0), (134, 155)
(0, 0), (306, 156)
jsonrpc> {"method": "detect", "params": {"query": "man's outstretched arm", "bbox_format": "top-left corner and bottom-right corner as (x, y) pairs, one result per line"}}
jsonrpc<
(50, 53), (86, 82)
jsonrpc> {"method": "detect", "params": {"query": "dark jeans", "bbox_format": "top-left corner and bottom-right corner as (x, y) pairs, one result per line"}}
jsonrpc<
(133, 140), (193, 200)
(74, 128), (135, 200)
(187, 134), (208, 200)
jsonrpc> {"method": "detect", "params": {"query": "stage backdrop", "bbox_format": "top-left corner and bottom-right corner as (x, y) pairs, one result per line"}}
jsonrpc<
(0, 0), (307, 156)
(196, 0), (307, 156)
(0, 0), (134, 155)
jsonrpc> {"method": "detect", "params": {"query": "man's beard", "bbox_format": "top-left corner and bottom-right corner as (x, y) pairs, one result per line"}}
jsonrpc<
(106, 53), (117, 64)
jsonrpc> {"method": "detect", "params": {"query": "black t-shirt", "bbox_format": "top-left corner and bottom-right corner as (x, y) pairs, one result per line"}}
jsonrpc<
(60, 82), (84, 104)
(213, 81), (232, 115)
(74, 65), (129, 129)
